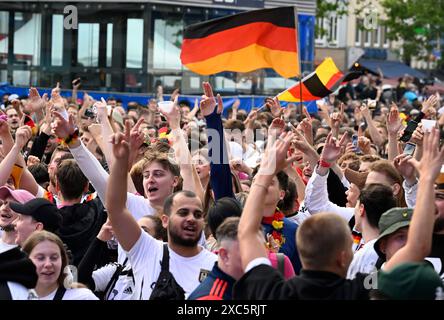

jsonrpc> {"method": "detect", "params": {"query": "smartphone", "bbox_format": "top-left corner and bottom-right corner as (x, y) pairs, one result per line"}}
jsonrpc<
(352, 134), (361, 153)
(399, 120), (418, 142)
(403, 142), (416, 156)
(73, 79), (81, 86)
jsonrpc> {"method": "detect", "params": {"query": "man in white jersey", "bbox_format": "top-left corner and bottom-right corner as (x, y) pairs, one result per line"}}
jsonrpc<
(105, 128), (216, 299)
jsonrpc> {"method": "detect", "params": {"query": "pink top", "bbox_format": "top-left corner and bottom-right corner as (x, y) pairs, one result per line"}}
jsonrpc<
(268, 252), (296, 279)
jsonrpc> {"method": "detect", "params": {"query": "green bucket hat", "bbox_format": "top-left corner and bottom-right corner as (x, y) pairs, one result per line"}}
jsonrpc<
(374, 207), (413, 259)
(378, 262), (444, 300)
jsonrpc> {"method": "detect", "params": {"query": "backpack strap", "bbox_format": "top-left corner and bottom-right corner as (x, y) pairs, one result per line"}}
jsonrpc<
(53, 286), (66, 300)
(161, 244), (169, 271)
(0, 281), (12, 300)
(104, 258), (128, 300)
(276, 253), (285, 275)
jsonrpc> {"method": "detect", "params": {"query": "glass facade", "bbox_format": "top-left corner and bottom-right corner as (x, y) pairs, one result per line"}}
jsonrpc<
(0, 2), (315, 96)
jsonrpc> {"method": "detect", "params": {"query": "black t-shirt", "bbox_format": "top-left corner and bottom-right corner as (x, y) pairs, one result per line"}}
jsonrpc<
(233, 264), (370, 300)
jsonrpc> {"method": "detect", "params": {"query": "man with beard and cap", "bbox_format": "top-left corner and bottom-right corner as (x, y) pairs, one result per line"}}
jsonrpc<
(0, 187), (35, 253)
(105, 129), (216, 299)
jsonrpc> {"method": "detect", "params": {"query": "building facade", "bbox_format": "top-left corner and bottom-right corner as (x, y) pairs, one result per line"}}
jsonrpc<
(0, 0), (316, 95)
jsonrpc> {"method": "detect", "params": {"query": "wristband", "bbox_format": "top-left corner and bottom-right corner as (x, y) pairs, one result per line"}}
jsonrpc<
(318, 159), (332, 168)
(63, 128), (79, 146)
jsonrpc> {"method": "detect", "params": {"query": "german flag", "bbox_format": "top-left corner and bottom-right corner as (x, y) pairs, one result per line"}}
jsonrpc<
(180, 6), (299, 79)
(277, 57), (361, 102)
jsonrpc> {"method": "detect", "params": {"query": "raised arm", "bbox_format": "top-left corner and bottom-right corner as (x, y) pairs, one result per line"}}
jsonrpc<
(386, 103), (402, 161)
(385, 128), (444, 271)
(201, 82), (234, 200)
(360, 102), (384, 147)
(0, 125), (31, 186)
(238, 131), (296, 270)
(161, 96), (204, 202)
(105, 127), (141, 252)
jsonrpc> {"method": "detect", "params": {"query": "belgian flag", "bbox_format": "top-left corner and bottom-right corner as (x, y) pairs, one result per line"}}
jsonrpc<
(277, 57), (362, 102)
(180, 6), (299, 79)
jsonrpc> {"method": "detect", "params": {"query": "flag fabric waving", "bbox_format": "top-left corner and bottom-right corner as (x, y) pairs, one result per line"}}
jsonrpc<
(180, 6), (299, 79)
(277, 57), (361, 102)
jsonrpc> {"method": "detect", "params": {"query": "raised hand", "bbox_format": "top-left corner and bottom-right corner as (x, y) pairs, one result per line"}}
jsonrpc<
(265, 97), (282, 118)
(320, 132), (347, 164)
(232, 99), (240, 111)
(409, 128), (444, 180)
(387, 102), (402, 136)
(14, 125), (32, 149)
(27, 87), (47, 113)
(360, 101), (371, 119)
(160, 96), (181, 129)
(170, 88), (180, 102)
(244, 109), (258, 129)
(421, 94), (438, 114)
(129, 118), (146, 150)
(27, 155), (41, 167)
(258, 131), (297, 176)
(200, 82), (217, 116)
(0, 117), (10, 137)
(110, 129), (130, 161)
(72, 78), (81, 90)
(358, 136), (371, 154)
(409, 123), (424, 146)
(269, 118), (285, 137)
(94, 98), (109, 120)
(393, 153), (416, 183)
(51, 109), (76, 139)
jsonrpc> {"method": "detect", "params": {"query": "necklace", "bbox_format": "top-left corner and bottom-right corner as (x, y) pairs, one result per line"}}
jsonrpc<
(262, 208), (286, 249)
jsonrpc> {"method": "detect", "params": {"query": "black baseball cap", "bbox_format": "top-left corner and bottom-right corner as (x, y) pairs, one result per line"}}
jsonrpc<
(10, 198), (62, 233)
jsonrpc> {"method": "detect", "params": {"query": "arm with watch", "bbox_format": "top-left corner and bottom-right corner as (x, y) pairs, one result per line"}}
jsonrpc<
(303, 133), (354, 222)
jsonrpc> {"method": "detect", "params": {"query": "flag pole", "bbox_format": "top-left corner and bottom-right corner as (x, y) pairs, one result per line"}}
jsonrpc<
(295, 6), (303, 119)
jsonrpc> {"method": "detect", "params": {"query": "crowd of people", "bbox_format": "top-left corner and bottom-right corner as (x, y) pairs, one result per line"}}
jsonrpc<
(0, 72), (444, 300)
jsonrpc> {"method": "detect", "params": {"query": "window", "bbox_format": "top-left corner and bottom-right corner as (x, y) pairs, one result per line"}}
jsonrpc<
(328, 16), (338, 46)
(51, 15), (64, 66)
(77, 23), (99, 67)
(315, 17), (326, 46)
(355, 19), (362, 46)
(126, 19), (143, 68)
(383, 26), (390, 48)
(374, 26), (381, 47)
(106, 23), (113, 67)
(0, 11), (8, 64)
(14, 13), (41, 66)
(153, 18), (183, 70)
(364, 29), (372, 47)
(316, 16), (338, 47)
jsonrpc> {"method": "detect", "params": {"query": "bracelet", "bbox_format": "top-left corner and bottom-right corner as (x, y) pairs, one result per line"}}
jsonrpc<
(318, 159), (332, 168)
(63, 128), (80, 146)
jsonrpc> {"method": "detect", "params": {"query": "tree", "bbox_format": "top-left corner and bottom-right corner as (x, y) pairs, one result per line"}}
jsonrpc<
(381, 0), (443, 66)
(315, 0), (349, 38)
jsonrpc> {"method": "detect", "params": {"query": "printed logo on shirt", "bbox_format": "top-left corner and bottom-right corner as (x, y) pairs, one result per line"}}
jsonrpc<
(123, 286), (133, 295)
(198, 269), (210, 283)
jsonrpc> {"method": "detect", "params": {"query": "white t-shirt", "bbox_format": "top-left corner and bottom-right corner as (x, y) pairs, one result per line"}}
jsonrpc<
(127, 232), (217, 300)
(6, 282), (33, 300)
(92, 262), (136, 300)
(0, 240), (17, 254)
(347, 239), (379, 279)
(38, 287), (99, 300)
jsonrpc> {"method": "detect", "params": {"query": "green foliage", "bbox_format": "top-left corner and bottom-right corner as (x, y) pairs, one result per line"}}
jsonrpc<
(381, 0), (444, 65)
(315, 0), (349, 38)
